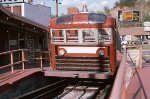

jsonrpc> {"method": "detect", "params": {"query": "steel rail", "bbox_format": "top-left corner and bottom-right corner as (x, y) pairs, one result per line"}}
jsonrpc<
(56, 81), (108, 99)
(14, 79), (67, 99)
(77, 86), (88, 99)
(79, 82), (109, 99)
(56, 81), (81, 99)
(98, 85), (111, 99)
(33, 84), (66, 99)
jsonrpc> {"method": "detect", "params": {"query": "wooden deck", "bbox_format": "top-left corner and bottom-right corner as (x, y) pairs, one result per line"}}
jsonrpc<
(0, 68), (48, 87)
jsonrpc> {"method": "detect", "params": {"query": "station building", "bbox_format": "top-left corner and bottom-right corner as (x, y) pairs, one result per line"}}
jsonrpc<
(0, 5), (49, 65)
(119, 27), (150, 42)
(0, 0), (52, 66)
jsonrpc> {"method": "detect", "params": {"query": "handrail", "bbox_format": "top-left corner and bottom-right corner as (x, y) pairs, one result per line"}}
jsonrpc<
(110, 46), (147, 99)
(26, 49), (50, 68)
(126, 51), (147, 98)
(0, 49), (50, 74)
(110, 52), (126, 99)
(0, 60), (27, 70)
(0, 49), (25, 55)
(0, 49), (27, 74)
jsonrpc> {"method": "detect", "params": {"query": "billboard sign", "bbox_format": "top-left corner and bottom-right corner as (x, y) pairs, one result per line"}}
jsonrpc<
(118, 10), (140, 22)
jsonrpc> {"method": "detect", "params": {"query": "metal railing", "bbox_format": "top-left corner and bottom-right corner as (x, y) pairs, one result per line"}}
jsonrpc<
(110, 46), (147, 99)
(126, 51), (147, 99)
(0, 49), (27, 74)
(0, 49), (50, 74)
(27, 49), (50, 68)
(109, 51), (126, 99)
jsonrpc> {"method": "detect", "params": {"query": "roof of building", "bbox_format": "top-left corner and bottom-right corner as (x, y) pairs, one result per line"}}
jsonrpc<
(118, 27), (150, 35)
(0, 5), (47, 31)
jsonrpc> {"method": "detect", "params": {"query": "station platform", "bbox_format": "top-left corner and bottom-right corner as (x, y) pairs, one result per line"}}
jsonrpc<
(0, 68), (48, 87)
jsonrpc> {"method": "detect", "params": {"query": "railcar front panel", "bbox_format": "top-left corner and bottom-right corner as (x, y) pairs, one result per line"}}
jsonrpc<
(54, 45), (110, 71)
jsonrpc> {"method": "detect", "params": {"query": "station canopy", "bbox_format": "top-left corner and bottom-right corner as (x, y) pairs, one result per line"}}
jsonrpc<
(0, 5), (47, 34)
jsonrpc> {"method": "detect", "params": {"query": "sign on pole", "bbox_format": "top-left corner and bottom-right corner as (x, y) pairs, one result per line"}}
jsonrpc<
(118, 10), (140, 22)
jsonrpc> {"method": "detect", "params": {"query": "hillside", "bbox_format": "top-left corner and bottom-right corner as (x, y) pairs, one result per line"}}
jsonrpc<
(111, 0), (150, 27)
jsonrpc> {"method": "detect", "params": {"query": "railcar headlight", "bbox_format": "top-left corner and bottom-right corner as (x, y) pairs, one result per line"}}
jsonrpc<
(99, 50), (104, 56)
(59, 49), (65, 56)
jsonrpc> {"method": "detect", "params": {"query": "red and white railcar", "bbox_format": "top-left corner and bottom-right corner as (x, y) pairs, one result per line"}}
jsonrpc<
(47, 13), (117, 79)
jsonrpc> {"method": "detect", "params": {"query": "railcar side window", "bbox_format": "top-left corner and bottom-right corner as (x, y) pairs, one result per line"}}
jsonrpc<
(98, 28), (112, 43)
(66, 30), (78, 42)
(52, 30), (64, 42)
(83, 29), (97, 42)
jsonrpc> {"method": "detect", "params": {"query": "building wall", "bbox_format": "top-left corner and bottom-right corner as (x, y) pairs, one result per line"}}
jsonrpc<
(3, 3), (22, 16)
(23, 3), (51, 26)
(67, 7), (79, 14)
(3, 3), (51, 26)
(13, 5), (22, 15)
(0, 0), (33, 4)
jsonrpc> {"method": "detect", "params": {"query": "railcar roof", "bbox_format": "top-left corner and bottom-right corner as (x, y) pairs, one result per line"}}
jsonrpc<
(49, 13), (115, 29)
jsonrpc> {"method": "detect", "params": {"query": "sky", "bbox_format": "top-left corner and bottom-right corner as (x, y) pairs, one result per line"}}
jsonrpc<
(33, 0), (119, 16)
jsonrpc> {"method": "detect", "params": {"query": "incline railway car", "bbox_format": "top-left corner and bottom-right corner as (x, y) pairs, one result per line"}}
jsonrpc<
(47, 13), (117, 79)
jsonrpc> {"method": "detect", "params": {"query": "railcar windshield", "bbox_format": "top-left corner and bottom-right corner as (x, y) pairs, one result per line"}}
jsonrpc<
(51, 28), (112, 44)
(56, 13), (106, 25)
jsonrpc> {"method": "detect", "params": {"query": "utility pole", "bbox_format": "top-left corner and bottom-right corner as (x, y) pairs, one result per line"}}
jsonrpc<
(53, 0), (61, 17)
(56, 0), (58, 17)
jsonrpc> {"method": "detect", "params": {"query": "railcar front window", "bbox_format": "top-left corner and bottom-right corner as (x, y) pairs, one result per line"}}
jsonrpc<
(83, 29), (97, 42)
(51, 28), (112, 44)
(98, 28), (112, 43)
(82, 28), (112, 43)
(66, 30), (78, 42)
(52, 30), (64, 42)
